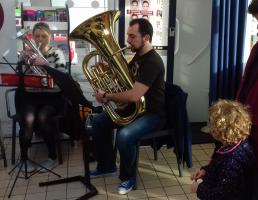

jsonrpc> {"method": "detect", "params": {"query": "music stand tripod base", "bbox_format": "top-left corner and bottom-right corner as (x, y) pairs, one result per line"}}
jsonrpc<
(39, 175), (98, 199)
(8, 158), (61, 198)
(38, 132), (98, 199)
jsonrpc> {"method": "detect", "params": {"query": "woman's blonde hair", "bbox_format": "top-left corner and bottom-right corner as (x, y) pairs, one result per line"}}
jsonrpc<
(32, 22), (51, 35)
(209, 99), (251, 144)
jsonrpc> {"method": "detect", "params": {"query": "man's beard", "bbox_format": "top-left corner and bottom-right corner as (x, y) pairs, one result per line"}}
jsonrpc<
(131, 40), (144, 53)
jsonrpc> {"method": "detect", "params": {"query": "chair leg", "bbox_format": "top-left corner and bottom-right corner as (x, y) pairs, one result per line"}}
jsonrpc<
(134, 142), (140, 190)
(55, 121), (63, 164)
(175, 148), (183, 177)
(56, 131), (63, 164)
(57, 140), (63, 164)
(152, 139), (158, 161)
(0, 136), (7, 168)
(177, 160), (183, 177)
(11, 120), (16, 165)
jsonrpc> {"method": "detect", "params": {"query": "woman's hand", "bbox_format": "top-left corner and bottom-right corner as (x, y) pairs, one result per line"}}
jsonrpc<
(95, 89), (108, 104)
(30, 55), (48, 66)
(190, 181), (199, 193)
(190, 169), (206, 181)
(19, 50), (34, 63)
(20, 51), (48, 66)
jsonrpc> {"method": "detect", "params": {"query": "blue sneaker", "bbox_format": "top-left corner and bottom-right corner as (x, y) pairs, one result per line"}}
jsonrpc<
(90, 168), (117, 178)
(118, 179), (135, 195)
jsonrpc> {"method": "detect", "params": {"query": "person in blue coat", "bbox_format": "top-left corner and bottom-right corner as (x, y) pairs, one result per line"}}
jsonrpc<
(190, 99), (256, 200)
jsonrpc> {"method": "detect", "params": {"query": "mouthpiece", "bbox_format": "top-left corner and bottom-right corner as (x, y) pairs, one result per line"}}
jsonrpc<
(121, 46), (131, 51)
(110, 46), (131, 58)
(37, 43), (42, 49)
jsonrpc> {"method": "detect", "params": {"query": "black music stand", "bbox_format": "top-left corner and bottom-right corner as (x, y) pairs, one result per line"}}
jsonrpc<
(37, 66), (98, 199)
(2, 60), (61, 198)
(8, 131), (61, 198)
(1, 59), (98, 199)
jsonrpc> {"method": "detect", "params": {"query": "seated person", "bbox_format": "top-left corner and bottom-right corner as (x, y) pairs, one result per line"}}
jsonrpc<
(89, 18), (166, 195)
(190, 99), (256, 200)
(17, 22), (67, 172)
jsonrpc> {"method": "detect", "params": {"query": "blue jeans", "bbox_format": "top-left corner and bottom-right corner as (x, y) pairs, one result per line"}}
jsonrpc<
(91, 112), (162, 181)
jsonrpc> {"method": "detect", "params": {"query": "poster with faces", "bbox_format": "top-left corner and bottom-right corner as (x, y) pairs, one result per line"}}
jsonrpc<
(125, 0), (170, 48)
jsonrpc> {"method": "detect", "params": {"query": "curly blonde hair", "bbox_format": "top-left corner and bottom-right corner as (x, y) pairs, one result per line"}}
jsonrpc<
(209, 99), (252, 145)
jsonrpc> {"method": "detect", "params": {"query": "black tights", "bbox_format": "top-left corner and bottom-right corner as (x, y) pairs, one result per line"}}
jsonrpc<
(20, 104), (58, 160)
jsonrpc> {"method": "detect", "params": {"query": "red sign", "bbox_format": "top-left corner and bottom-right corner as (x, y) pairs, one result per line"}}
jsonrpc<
(0, 73), (54, 88)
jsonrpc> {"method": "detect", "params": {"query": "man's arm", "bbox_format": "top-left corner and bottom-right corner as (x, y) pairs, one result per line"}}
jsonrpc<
(95, 81), (149, 104)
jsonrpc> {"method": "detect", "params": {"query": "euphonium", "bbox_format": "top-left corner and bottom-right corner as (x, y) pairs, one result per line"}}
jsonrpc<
(70, 10), (145, 126)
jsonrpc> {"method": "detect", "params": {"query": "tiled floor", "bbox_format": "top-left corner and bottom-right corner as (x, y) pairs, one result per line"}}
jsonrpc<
(0, 137), (214, 200)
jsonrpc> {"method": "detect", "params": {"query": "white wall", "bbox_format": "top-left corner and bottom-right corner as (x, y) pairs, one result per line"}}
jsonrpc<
(0, 0), (17, 67)
(0, 0), (17, 127)
(174, 0), (212, 122)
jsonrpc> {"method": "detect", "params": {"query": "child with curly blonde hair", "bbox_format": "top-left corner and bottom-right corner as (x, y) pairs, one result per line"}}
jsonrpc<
(191, 99), (256, 200)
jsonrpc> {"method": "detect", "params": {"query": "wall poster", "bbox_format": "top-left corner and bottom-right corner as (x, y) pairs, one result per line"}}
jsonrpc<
(124, 0), (170, 49)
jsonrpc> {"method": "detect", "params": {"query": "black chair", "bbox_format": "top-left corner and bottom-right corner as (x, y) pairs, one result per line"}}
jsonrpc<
(5, 88), (72, 165)
(0, 120), (7, 168)
(135, 82), (192, 181)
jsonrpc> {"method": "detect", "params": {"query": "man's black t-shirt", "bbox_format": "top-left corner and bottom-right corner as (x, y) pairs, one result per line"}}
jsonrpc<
(129, 49), (165, 120)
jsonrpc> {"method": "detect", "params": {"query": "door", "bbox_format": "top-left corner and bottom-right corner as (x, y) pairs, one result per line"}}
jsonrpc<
(173, 0), (212, 122)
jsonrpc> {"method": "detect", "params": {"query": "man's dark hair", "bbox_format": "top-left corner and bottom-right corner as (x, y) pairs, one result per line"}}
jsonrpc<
(248, 0), (258, 15)
(129, 18), (153, 42)
(142, 0), (149, 5)
(131, 0), (138, 5)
